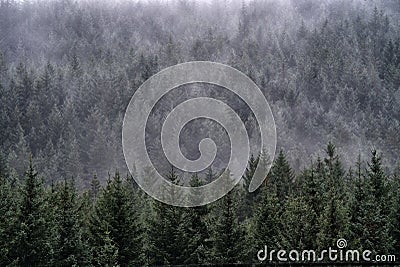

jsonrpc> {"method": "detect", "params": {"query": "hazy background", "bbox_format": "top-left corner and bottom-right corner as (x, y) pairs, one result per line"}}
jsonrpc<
(0, 0), (399, 187)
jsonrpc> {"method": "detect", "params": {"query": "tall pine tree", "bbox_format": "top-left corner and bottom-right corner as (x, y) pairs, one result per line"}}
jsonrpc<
(13, 159), (54, 266)
(88, 171), (142, 266)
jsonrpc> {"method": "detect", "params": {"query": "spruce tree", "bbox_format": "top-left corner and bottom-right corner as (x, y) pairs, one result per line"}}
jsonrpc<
(0, 173), (17, 266)
(251, 183), (281, 262)
(89, 174), (101, 202)
(145, 166), (187, 265)
(209, 172), (244, 264)
(269, 150), (294, 202)
(298, 161), (324, 248)
(88, 171), (142, 266)
(182, 174), (210, 265)
(317, 143), (349, 249)
(349, 151), (392, 253)
(349, 156), (371, 249)
(54, 178), (88, 266)
(365, 150), (393, 253)
(281, 195), (313, 250)
(13, 159), (54, 266)
(96, 230), (119, 267)
(239, 154), (259, 220)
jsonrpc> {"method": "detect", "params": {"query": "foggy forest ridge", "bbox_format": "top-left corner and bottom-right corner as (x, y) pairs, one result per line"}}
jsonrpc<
(0, 0), (399, 187)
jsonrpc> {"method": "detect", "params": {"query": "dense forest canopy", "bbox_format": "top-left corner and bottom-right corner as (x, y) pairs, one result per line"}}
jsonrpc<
(0, 0), (400, 266)
(0, 0), (400, 186)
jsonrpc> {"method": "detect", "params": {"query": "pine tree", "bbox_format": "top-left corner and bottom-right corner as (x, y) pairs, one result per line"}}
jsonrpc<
(239, 154), (259, 220)
(89, 174), (101, 202)
(35, 61), (56, 114)
(145, 167), (187, 265)
(365, 150), (393, 253)
(349, 156), (370, 249)
(12, 159), (54, 266)
(54, 178), (88, 266)
(281, 195), (313, 250)
(269, 150), (294, 202)
(14, 62), (33, 116)
(96, 230), (119, 267)
(70, 52), (81, 75)
(182, 174), (210, 265)
(88, 171), (142, 266)
(206, 166), (217, 184)
(250, 183), (281, 262)
(210, 172), (244, 264)
(349, 151), (393, 253)
(298, 160), (325, 248)
(317, 143), (349, 249)
(0, 173), (17, 266)
(368, 150), (387, 205)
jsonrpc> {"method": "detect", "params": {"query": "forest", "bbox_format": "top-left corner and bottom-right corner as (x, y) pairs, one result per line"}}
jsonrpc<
(0, 145), (399, 265)
(0, 0), (400, 265)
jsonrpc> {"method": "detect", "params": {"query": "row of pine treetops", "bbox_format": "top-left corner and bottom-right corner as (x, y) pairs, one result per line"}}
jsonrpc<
(0, 142), (399, 265)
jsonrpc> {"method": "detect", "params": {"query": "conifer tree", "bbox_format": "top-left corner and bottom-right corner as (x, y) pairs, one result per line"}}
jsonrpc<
(13, 159), (54, 266)
(96, 230), (119, 267)
(349, 151), (393, 253)
(268, 150), (294, 202)
(209, 172), (244, 264)
(182, 174), (210, 265)
(281, 195), (313, 250)
(54, 178), (88, 266)
(145, 166), (187, 265)
(239, 154), (259, 220)
(88, 171), (142, 266)
(297, 165), (324, 248)
(365, 150), (393, 253)
(0, 173), (17, 266)
(89, 173), (101, 202)
(317, 143), (349, 248)
(250, 183), (281, 261)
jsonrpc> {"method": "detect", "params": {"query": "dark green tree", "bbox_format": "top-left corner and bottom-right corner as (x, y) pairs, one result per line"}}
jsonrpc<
(145, 166), (187, 265)
(182, 174), (210, 265)
(95, 230), (119, 267)
(13, 159), (55, 266)
(54, 178), (88, 266)
(365, 150), (393, 253)
(239, 154), (259, 220)
(250, 183), (281, 262)
(88, 171), (142, 266)
(317, 143), (349, 249)
(209, 173), (244, 264)
(0, 173), (17, 266)
(281, 195), (314, 250)
(268, 150), (294, 202)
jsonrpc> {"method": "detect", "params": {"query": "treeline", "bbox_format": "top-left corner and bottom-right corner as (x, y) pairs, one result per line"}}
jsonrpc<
(0, 143), (399, 266)
(1, 0), (400, 188)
